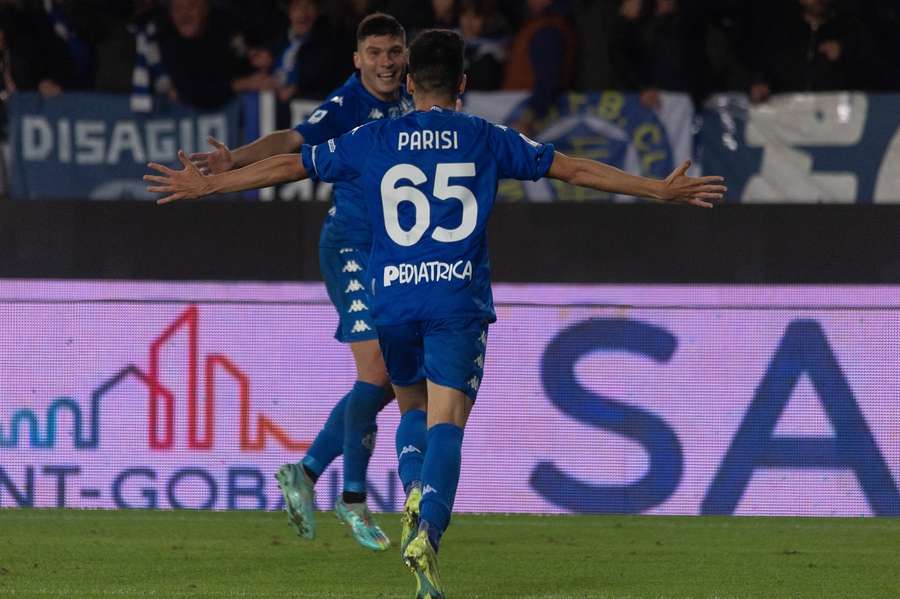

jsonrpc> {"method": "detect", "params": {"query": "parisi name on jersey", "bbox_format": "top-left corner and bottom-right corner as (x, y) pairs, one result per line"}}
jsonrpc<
(397, 129), (460, 151)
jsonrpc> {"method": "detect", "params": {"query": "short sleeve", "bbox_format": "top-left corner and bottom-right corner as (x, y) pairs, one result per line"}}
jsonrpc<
(294, 96), (350, 146)
(487, 122), (555, 181)
(300, 123), (377, 184)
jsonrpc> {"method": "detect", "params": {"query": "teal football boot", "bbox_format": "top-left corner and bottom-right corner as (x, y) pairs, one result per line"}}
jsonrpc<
(275, 463), (316, 540)
(334, 498), (391, 551)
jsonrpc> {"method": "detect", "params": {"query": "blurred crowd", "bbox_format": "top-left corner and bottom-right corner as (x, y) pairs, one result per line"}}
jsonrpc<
(1, 0), (899, 116)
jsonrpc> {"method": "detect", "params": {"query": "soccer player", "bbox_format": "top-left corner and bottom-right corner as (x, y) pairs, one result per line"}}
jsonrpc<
(188, 13), (415, 551)
(145, 30), (726, 598)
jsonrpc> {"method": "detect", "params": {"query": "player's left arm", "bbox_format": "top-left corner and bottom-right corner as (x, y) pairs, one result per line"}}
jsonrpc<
(145, 150), (307, 205)
(546, 153), (726, 208)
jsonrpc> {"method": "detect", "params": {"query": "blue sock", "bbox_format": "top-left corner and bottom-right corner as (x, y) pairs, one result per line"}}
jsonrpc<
(342, 380), (385, 496)
(395, 409), (427, 494)
(300, 391), (349, 480)
(419, 423), (464, 551)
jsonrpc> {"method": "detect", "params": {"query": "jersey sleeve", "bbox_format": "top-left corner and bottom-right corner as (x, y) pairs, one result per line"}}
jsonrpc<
(487, 122), (556, 181)
(293, 97), (350, 146)
(300, 123), (377, 184)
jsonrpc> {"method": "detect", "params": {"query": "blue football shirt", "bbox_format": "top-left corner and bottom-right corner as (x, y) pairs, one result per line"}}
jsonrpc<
(301, 107), (555, 325)
(294, 74), (414, 248)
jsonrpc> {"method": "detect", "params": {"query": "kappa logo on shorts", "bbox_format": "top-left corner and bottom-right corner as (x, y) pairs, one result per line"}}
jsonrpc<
(399, 445), (421, 457)
(345, 279), (364, 293)
(342, 260), (362, 273)
(468, 376), (480, 391)
(474, 354), (484, 368)
(351, 320), (372, 334)
(478, 331), (487, 345)
(348, 299), (368, 313)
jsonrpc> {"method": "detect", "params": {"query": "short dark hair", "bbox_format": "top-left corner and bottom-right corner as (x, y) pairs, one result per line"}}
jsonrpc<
(408, 29), (465, 98)
(356, 12), (405, 43)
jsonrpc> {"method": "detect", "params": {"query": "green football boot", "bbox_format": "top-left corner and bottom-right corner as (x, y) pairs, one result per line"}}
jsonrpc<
(334, 498), (391, 551)
(400, 485), (422, 555)
(403, 530), (445, 599)
(274, 463), (316, 540)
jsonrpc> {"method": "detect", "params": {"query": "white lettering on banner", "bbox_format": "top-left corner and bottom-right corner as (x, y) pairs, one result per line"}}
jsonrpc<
(382, 260), (473, 287)
(18, 116), (230, 165)
(145, 120), (176, 163)
(22, 116), (52, 160)
(743, 93), (865, 203)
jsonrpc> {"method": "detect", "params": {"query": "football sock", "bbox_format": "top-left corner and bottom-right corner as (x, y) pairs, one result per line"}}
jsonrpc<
(300, 391), (349, 481)
(419, 423), (464, 552)
(342, 491), (367, 504)
(342, 380), (384, 495)
(395, 409), (427, 494)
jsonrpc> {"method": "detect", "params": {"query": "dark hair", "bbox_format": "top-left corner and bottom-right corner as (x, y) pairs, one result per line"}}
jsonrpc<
(356, 12), (405, 43)
(408, 29), (464, 98)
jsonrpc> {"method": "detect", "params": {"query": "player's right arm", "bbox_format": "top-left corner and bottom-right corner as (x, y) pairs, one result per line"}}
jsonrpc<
(190, 130), (304, 175)
(145, 150), (307, 204)
(547, 154), (726, 208)
(190, 96), (346, 174)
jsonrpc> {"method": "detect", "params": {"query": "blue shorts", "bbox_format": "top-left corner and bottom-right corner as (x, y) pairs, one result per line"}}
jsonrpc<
(377, 317), (489, 402)
(319, 245), (378, 344)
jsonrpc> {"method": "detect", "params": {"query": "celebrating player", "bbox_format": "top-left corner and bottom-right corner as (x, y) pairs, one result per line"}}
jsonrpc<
(146, 29), (725, 598)
(188, 13), (414, 552)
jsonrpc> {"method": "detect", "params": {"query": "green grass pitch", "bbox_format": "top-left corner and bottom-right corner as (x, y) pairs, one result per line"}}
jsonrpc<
(1, 509), (898, 598)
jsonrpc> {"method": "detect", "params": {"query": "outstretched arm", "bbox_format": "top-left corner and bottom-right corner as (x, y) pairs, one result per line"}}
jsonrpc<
(547, 152), (726, 208)
(145, 150), (307, 205)
(189, 130), (304, 175)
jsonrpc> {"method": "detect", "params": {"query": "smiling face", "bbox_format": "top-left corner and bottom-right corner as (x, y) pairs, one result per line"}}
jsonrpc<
(354, 34), (407, 101)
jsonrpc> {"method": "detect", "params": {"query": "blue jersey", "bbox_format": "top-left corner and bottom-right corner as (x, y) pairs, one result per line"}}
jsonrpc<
(301, 107), (555, 325)
(294, 74), (414, 248)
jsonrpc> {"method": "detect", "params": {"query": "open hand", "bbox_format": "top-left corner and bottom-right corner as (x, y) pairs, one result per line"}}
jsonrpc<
(144, 150), (209, 205)
(658, 160), (726, 208)
(189, 136), (233, 175)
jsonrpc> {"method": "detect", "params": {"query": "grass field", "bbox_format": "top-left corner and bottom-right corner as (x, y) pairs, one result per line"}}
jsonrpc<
(1, 509), (898, 599)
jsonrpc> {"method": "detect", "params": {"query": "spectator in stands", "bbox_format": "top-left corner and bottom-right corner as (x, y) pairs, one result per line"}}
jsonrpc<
(2, 0), (96, 97)
(571, 0), (618, 92)
(159, 0), (272, 110)
(608, 0), (693, 109)
(502, 0), (576, 135)
(244, 0), (347, 102)
(749, 0), (877, 103)
(460, 0), (508, 91)
(431, 0), (458, 29)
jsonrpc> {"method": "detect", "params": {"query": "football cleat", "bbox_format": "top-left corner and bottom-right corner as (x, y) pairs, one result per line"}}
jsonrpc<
(334, 498), (391, 551)
(400, 485), (422, 556)
(275, 463), (316, 540)
(403, 530), (445, 599)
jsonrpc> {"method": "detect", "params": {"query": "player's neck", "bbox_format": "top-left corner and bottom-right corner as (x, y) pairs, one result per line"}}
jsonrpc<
(412, 94), (455, 112)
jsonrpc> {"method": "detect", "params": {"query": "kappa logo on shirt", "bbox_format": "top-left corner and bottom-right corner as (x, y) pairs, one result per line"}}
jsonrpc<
(330, 95), (344, 106)
(368, 108), (384, 119)
(468, 376), (480, 391)
(345, 279), (364, 293)
(348, 299), (368, 313)
(399, 445), (421, 458)
(342, 260), (362, 273)
(351, 320), (372, 334)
